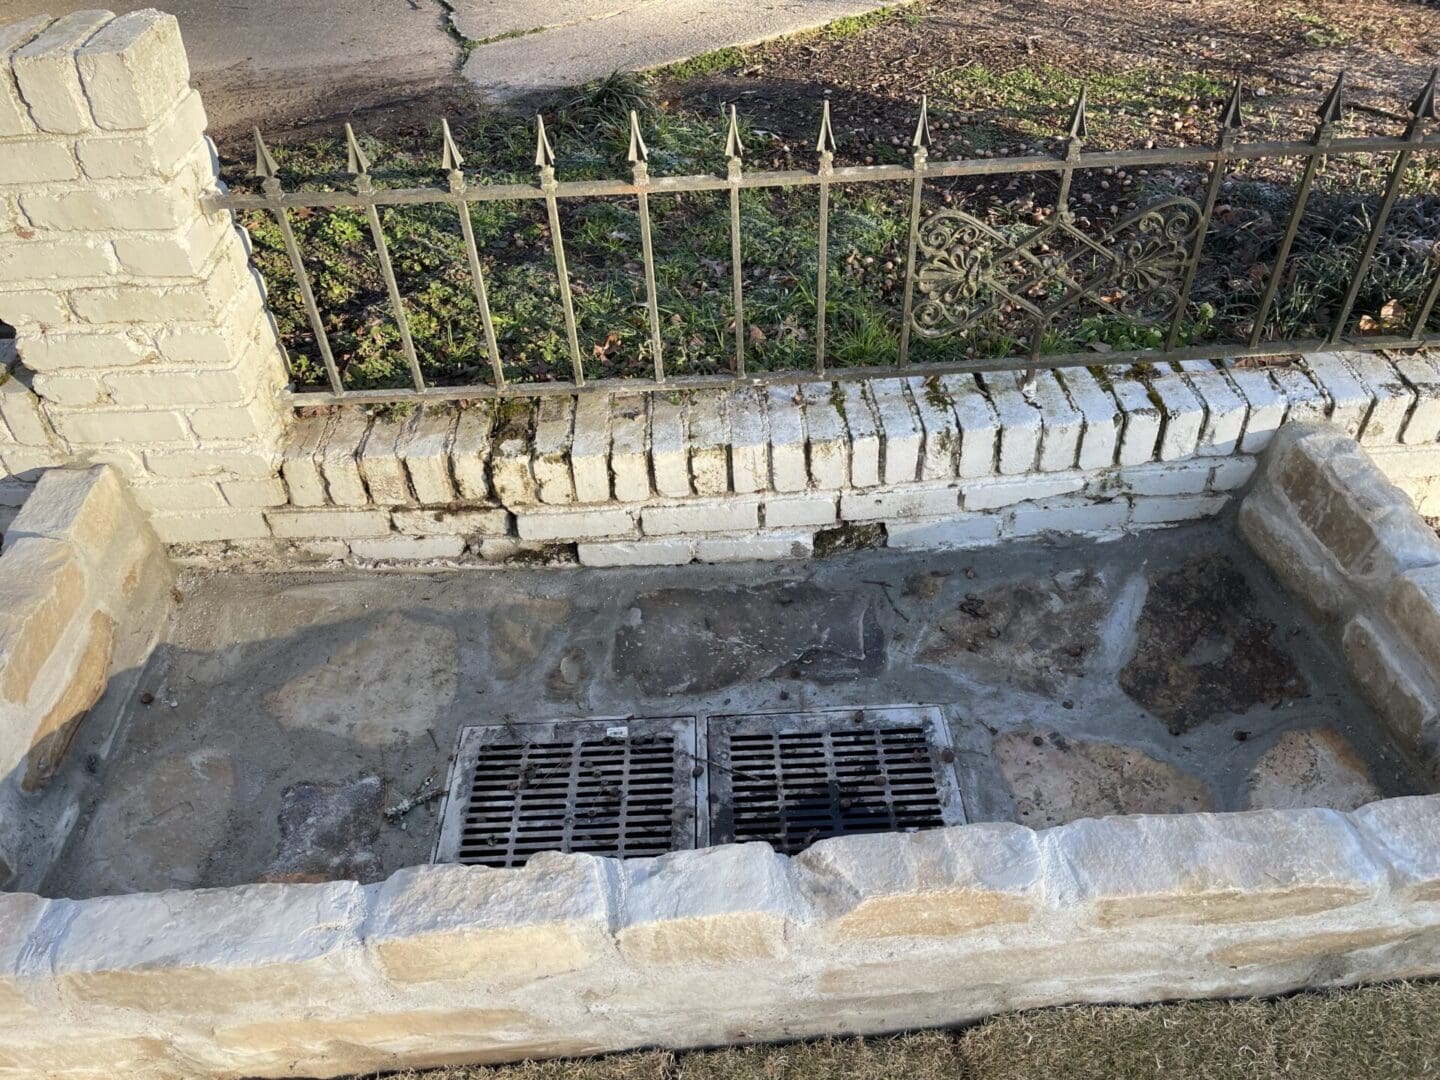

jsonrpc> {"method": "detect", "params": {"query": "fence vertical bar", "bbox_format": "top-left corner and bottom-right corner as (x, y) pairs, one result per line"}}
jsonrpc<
(630, 112), (666, 383)
(443, 120), (505, 389)
(1331, 70), (1438, 345)
(253, 129), (343, 395)
(1248, 76), (1345, 348)
(898, 97), (931, 367)
(346, 124), (426, 392)
(726, 106), (746, 377)
(1164, 81), (1243, 354)
(535, 116), (585, 387)
(814, 100), (836, 375)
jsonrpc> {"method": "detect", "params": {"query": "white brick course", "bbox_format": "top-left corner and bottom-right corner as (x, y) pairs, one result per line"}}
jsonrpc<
(982, 372), (1040, 474)
(841, 484), (958, 522)
(449, 404), (492, 501)
(12, 11), (111, 135)
(351, 535), (465, 562)
(609, 394), (651, 502)
(1225, 364), (1287, 454)
(841, 382), (881, 487)
(650, 395), (690, 498)
(1304, 352), (1373, 439)
(1058, 367), (1120, 472)
(802, 383), (849, 489)
(75, 11), (189, 130)
(886, 514), (1001, 550)
(642, 498), (759, 536)
(906, 376), (957, 481)
(532, 396), (576, 505)
(400, 408), (457, 506)
(1394, 355), (1440, 444)
(763, 493), (837, 529)
(578, 538), (693, 567)
(727, 387), (768, 494)
(268, 508), (391, 540)
(1130, 493), (1229, 524)
(1031, 372), (1082, 472)
(870, 378), (920, 485)
(766, 386), (807, 492)
(1177, 360), (1247, 456)
(1347, 352), (1413, 447)
(964, 473), (1084, 511)
(687, 389), (730, 496)
(1109, 372), (1161, 466)
(570, 394), (611, 504)
(1010, 496), (1128, 538)
(517, 506), (635, 542)
(1150, 365), (1205, 461)
(695, 533), (812, 562)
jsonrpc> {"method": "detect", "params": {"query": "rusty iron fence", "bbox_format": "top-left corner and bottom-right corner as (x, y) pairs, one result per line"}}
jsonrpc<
(206, 70), (1440, 407)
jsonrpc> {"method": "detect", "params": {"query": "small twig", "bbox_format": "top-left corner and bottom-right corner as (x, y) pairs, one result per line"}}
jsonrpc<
(679, 748), (770, 784)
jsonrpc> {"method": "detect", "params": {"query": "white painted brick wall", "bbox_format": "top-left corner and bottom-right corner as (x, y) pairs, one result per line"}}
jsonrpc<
(870, 377), (920, 486)
(766, 386), (808, 492)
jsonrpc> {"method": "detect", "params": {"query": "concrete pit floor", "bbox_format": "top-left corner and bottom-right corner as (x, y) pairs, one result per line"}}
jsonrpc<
(40, 522), (1431, 898)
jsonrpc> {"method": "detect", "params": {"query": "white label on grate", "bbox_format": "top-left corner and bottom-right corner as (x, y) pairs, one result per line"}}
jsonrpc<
(606, 725), (629, 739)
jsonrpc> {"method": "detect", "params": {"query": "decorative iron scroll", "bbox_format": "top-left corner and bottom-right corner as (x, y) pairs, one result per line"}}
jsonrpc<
(911, 197), (1204, 339)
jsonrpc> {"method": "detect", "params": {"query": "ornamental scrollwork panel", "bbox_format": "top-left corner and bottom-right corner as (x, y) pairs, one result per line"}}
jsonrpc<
(911, 197), (1204, 339)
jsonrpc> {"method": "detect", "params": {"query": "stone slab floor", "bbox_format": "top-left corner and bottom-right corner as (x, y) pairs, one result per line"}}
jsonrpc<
(39, 523), (1430, 898)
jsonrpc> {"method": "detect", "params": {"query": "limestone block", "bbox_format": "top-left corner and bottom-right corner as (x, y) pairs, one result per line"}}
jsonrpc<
(1351, 795), (1440, 901)
(803, 383), (849, 489)
(316, 408), (371, 506)
(75, 10), (189, 130)
(1302, 352), (1372, 438)
(1342, 615), (1439, 754)
(1059, 807), (1385, 927)
(577, 538), (693, 567)
(23, 607), (114, 791)
(359, 413), (416, 506)
(516, 505), (634, 542)
(0, 17), (51, 137)
(796, 824), (1042, 939)
(618, 844), (802, 964)
(727, 387), (768, 494)
(52, 880), (369, 1013)
(400, 407), (457, 506)
(570, 393), (611, 503)
(687, 389), (731, 496)
(763, 493), (837, 529)
(650, 394), (690, 498)
(963, 473), (1083, 512)
(695, 533), (812, 562)
(531, 396), (575, 505)
(12, 11), (111, 135)
(1269, 425), (1440, 585)
(766, 386), (807, 492)
(279, 412), (331, 507)
(1057, 367), (1120, 472)
(609, 394), (651, 502)
(1388, 565), (1440, 673)
(841, 483), (958, 522)
(1031, 371), (1082, 473)
(1177, 360), (1248, 456)
(869, 378), (920, 485)
(7, 464), (143, 566)
(1238, 491), (1348, 620)
(842, 382), (881, 487)
(982, 372), (1040, 474)
(367, 857), (613, 985)
(906, 376), (958, 481)
(885, 515), (1001, 550)
(1109, 373), (1161, 466)
(449, 403), (492, 502)
(0, 892), (48, 1019)
(0, 537), (85, 706)
(267, 508), (391, 540)
(642, 497), (759, 536)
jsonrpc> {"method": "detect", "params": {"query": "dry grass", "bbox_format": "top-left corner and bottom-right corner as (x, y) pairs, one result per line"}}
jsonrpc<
(376, 981), (1440, 1080)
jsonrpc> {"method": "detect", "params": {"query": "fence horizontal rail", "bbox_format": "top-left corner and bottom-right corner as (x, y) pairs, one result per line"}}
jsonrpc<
(208, 69), (1440, 406)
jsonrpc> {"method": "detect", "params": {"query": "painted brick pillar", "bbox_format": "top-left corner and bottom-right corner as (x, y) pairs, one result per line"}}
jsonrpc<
(0, 10), (291, 521)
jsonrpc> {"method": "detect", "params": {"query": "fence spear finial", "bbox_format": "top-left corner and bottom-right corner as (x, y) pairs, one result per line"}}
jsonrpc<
(441, 118), (464, 173)
(1411, 66), (1440, 121)
(911, 94), (932, 151)
(1317, 71), (1347, 127)
(1066, 86), (1089, 142)
(534, 113), (556, 170)
(344, 123), (371, 176)
(253, 127), (279, 181)
(1218, 77), (1244, 133)
(725, 104), (744, 161)
(815, 98), (837, 156)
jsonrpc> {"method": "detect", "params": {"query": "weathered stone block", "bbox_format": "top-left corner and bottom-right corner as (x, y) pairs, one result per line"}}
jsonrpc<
(1060, 808), (1385, 927)
(0, 537), (85, 706)
(1342, 615), (1439, 753)
(1386, 565), (1440, 675)
(797, 824), (1041, 939)
(367, 856), (612, 985)
(618, 845), (801, 965)
(23, 608), (114, 791)
(1351, 795), (1440, 901)
(1238, 492), (1348, 620)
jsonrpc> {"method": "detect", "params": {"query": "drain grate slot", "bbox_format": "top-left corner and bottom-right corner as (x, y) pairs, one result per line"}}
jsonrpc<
(706, 707), (966, 853)
(434, 717), (699, 867)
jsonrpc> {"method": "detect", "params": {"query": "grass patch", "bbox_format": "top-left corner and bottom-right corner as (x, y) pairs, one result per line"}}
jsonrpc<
(379, 981), (1440, 1080)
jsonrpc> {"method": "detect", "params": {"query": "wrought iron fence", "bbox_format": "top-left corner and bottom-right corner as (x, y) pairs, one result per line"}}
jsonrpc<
(207, 70), (1440, 407)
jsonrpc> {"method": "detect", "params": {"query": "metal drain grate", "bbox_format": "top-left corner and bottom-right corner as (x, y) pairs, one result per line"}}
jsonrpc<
(705, 706), (967, 853)
(433, 717), (700, 867)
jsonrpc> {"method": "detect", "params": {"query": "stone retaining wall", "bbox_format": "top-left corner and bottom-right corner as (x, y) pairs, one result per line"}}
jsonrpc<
(0, 797), (1436, 1078)
(1242, 425), (1440, 784)
(164, 353), (1440, 569)
(0, 464), (171, 890)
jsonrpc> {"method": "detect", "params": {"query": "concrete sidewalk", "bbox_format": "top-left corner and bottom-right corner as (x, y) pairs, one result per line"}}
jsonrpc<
(2, 1), (898, 134)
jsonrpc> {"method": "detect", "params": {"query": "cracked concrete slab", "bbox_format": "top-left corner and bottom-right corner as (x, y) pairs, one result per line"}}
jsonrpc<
(454, 0), (905, 101)
(36, 524), (1431, 899)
